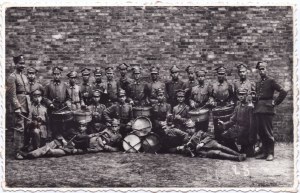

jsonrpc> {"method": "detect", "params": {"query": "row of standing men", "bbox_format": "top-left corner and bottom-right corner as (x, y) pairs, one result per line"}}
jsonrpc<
(6, 55), (287, 161)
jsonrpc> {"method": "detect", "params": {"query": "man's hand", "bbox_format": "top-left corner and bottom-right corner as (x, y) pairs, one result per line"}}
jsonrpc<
(272, 100), (276, 107)
(174, 115), (182, 120)
(190, 101), (196, 109)
(15, 108), (21, 114)
(106, 122), (112, 127)
(49, 104), (55, 109)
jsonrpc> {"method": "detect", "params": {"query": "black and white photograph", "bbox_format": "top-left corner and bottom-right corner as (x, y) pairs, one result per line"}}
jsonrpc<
(2, 1), (298, 190)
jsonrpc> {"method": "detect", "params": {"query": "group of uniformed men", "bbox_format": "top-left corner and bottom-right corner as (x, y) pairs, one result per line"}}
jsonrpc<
(7, 54), (287, 161)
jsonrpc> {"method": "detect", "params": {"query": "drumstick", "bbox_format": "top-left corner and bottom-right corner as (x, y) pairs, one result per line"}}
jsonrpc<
(54, 106), (68, 113)
(18, 113), (32, 122)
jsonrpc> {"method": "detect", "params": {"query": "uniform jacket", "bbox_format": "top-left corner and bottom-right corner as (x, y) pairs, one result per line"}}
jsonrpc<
(211, 80), (234, 106)
(151, 102), (172, 122)
(104, 102), (133, 124)
(118, 76), (132, 94)
(223, 103), (256, 145)
(28, 103), (48, 138)
(165, 79), (185, 107)
(145, 80), (166, 104)
(45, 80), (68, 109)
(128, 80), (148, 106)
(172, 103), (190, 130)
(66, 84), (84, 110)
(183, 79), (198, 104)
(254, 76), (287, 114)
(232, 79), (255, 103)
(189, 82), (213, 108)
(6, 71), (31, 113)
(80, 82), (93, 105)
(189, 130), (214, 148)
(88, 103), (106, 123)
(88, 128), (122, 152)
(28, 80), (52, 107)
(103, 80), (119, 105)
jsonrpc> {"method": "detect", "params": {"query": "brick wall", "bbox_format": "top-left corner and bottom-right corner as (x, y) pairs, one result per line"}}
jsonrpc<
(5, 7), (293, 141)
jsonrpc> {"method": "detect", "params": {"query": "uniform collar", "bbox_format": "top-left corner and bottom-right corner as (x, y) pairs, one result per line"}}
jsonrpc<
(53, 80), (61, 85)
(29, 80), (36, 85)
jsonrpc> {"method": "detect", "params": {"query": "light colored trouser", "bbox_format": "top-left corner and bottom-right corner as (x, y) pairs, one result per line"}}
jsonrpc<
(28, 140), (65, 158)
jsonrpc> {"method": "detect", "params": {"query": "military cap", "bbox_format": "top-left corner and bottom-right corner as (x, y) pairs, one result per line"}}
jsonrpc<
(237, 88), (248, 95)
(27, 66), (38, 73)
(118, 89), (126, 96)
(256, 61), (267, 69)
(13, 55), (25, 64)
(176, 89), (185, 97)
(156, 88), (165, 96)
(170, 65), (180, 73)
(31, 88), (43, 96)
(67, 71), (78, 78)
(53, 66), (63, 74)
(185, 65), (195, 73)
(81, 68), (91, 76)
(92, 89), (102, 97)
(105, 67), (114, 73)
(132, 66), (141, 74)
(78, 120), (88, 125)
(94, 67), (102, 76)
(185, 119), (195, 128)
(215, 66), (226, 74)
(150, 66), (159, 74)
(237, 63), (248, 72)
(118, 63), (129, 70)
(111, 119), (120, 126)
(196, 68), (207, 76)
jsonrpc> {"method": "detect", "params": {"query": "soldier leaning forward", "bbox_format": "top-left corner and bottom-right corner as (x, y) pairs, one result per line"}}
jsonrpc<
(189, 68), (213, 132)
(6, 55), (31, 158)
(27, 89), (50, 151)
(218, 89), (256, 157)
(87, 119), (122, 153)
(165, 65), (185, 107)
(145, 66), (166, 105)
(80, 68), (93, 106)
(254, 62), (287, 161)
(103, 89), (134, 137)
(87, 90), (107, 134)
(150, 88), (172, 135)
(178, 129), (247, 162)
(172, 89), (191, 131)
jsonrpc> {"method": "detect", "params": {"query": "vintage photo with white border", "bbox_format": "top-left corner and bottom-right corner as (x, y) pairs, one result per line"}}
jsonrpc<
(0, 0), (299, 192)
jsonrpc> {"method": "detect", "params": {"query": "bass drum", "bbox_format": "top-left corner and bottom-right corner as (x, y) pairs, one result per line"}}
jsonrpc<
(131, 116), (152, 137)
(122, 133), (142, 153)
(142, 132), (161, 153)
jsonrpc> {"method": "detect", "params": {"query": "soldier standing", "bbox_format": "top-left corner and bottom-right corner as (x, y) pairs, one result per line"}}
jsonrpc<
(6, 55), (31, 158)
(88, 90), (107, 133)
(254, 61), (287, 161)
(172, 89), (190, 131)
(80, 68), (93, 106)
(104, 89), (134, 137)
(66, 71), (85, 111)
(233, 64), (255, 105)
(211, 66), (236, 151)
(127, 66), (148, 106)
(183, 65), (198, 104)
(145, 66), (166, 105)
(165, 65), (185, 107)
(189, 69), (213, 132)
(117, 63), (132, 98)
(103, 67), (119, 107)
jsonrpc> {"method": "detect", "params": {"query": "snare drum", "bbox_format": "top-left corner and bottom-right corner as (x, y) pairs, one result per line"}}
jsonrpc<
(188, 108), (209, 122)
(142, 132), (161, 153)
(133, 106), (152, 118)
(131, 116), (152, 137)
(51, 111), (73, 122)
(123, 133), (142, 153)
(73, 110), (92, 123)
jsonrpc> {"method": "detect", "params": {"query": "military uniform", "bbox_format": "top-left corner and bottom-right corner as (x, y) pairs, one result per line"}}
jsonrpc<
(88, 90), (107, 133)
(145, 66), (166, 105)
(127, 67), (148, 106)
(189, 69), (212, 132)
(165, 65), (185, 107)
(183, 65), (198, 104)
(254, 62), (287, 160)
(27, 89), (49, 150)
(172, 90), (190, 131)
(6, 55), (31, 155)
(80, 68), (93, 106)
(117, 63), (133, 99)
(222, 89), (256, 156)
(103, 67), (119, 107)
(65, 71), (84, 111)
(104, 90), (134, 136)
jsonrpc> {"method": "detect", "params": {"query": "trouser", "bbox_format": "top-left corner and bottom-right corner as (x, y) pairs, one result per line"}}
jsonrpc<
(255, 114), (274, 155)
(200, 150), (240, 161)
(240, 144), (255, 157)
(13, 129), (24, 154)
(14, 112), (29, 151)
(31, 128), (47, 150)
(195, 120), (209, 132)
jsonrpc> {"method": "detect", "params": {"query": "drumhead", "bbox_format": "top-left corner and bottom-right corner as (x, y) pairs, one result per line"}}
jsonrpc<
(123, 134), (142, 153)
(142, 133), (160, 153)
(132, 116), (152, 137)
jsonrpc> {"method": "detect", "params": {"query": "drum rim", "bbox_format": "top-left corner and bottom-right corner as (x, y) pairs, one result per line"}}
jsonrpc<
(132, 116), (153, 130)
(123, 133), (142, 152)
(133, 106), (152, 110)
(142, 133), (161, 152)
(188, 108), (210, 115)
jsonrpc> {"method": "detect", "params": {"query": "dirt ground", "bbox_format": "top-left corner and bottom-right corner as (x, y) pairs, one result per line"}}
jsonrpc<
(5, 131), (294, 188)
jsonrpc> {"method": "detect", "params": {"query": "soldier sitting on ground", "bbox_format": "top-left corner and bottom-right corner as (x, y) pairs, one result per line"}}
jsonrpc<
(87, 119), (122, 153)
(178, 121), (247, 162)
